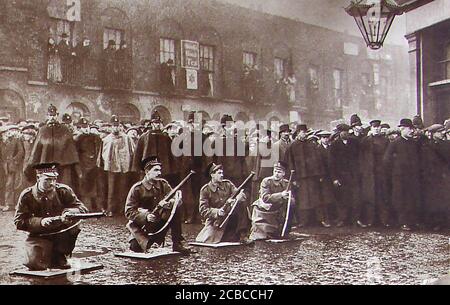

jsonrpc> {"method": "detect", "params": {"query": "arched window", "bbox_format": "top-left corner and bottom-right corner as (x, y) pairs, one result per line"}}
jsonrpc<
(151, 105), (172, 125)
(0, 89), (26, 123)
(65, 102), (91, 122)
(115, 103), (140, 124)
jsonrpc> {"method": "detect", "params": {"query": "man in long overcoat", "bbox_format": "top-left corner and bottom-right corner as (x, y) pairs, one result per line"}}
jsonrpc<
(383, 119), (422, 230)
(285, 124), (329, 227)
(359, 120), (390, 227)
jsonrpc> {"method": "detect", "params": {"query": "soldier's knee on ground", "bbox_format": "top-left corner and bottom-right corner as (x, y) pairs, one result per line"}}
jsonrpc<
(24, 237), (53, 271)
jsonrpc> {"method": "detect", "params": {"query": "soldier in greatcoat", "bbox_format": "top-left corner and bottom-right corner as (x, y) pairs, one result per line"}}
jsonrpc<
(124, 156), (192, 254)
(14, 163), (88, 270)
(195, 163), (248, 244)
(249, 161), (296, 240)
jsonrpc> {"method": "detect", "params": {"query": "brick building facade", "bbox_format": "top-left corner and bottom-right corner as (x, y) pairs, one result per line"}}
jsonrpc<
(0, 0), (410, 129)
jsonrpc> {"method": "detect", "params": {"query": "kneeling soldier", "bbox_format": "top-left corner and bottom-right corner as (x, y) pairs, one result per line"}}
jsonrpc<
(14, 163), (88, 270)
(249, 161), (296, 241)
(124, 156), (192, 254)
(195, 163), (249, 244)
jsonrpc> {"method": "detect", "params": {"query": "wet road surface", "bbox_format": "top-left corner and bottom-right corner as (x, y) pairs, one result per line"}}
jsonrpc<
(0, 211), (448, 285)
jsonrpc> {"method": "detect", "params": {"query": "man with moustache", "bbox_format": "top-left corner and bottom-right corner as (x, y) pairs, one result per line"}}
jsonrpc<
(14, 163), (88, 270)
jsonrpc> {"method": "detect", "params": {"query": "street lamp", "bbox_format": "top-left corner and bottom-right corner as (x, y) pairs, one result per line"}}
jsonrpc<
(345, 0), (403, 50)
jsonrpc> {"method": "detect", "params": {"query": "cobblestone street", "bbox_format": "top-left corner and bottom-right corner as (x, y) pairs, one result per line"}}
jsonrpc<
(0, 211), (448, 285)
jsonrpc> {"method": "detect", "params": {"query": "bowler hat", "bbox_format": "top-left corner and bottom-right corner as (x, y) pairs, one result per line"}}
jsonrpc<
(398, 118), (414, 128)
(370, 120), (381, 127)
(278, 124), (291, 134)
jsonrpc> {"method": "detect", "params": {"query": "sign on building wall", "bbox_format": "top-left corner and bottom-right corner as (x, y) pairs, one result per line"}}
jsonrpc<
(47, 0), (81, 21)
(181, 40), (200, 70)
(186, 69), (198, 90)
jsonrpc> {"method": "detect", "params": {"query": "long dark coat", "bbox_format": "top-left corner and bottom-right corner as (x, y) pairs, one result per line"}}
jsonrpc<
(383, 137), (421, 220)
(328, 139), (360, 208)
(420, 140), (450, 213)
(24, 123), (79, 183)
(359, 135), (389, 204)
(316, 144), (335, 206)
(74, 132), (102, 197)
(132, 130), (176, 175)
(285, 139), (327, 210)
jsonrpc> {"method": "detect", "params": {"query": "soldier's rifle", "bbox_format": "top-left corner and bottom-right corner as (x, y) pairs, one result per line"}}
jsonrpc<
(281, 170), (295, 238)
(217, 171), (255, 229)
(146, 170), (196, 236)
(38, 212), (106, 236)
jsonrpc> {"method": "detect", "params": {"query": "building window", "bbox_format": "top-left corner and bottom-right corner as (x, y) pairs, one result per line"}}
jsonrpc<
(103, 28), (124, 50)
(243, 51), (256, 68)
(333, 69), (343, 108)
(274, 57), (286, 80)
(445, 43), (450, 79)
(308, 66), (319, 91)
(160, 38), (176, 64)
(200, 45), (214, 72)
(200, 45), (215, 96)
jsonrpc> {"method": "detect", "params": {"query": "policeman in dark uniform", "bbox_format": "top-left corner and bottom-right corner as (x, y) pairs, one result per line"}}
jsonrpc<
(14, 163), (88, 270)
(124, 156), (192, 254)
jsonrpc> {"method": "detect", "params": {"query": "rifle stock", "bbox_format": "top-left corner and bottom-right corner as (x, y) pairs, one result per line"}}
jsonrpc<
(217, 171), (255, 229)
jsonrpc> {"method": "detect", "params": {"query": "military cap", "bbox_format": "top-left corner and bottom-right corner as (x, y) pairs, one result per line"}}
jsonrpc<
(274, 161), (288, 172)
(111, 115), (120, 126)
(350, 114), (362, 127)
(370, 120), (381, 127)
(398, 118), (414, 128)
(47, 104), (57, 116)
(22, 124), (38, 132)
(206, 162), (223, 178)
(141, 156), (162, 171)
(380, 123), (391, 129)
(34, 163), (59, 177)
(426, 124), (445, 133)
(317, 130), (332, 137)
(5, 125), (20, 132)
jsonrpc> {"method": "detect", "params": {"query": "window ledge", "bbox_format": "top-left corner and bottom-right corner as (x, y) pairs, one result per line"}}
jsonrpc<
(428, 79), (450, 87)
(28, 80), (48, 86)
(0, 66), (28, 72)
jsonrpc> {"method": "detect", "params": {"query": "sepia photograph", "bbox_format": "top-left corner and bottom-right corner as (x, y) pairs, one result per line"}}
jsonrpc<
(0, 0), (449, 293)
